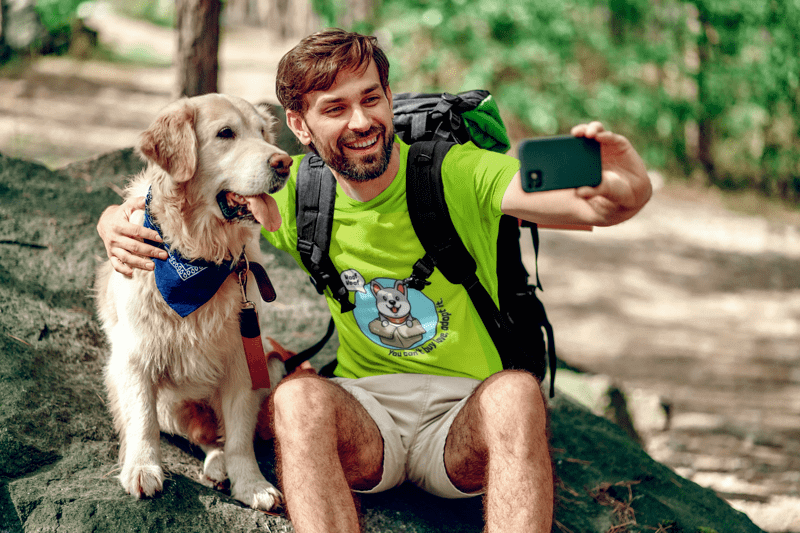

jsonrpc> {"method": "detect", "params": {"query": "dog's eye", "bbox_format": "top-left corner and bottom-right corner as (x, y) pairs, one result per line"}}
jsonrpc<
(217, 127), (235, 139)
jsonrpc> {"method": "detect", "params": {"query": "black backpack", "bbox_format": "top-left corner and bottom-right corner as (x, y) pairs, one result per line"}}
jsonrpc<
(287, 90), (556, 397)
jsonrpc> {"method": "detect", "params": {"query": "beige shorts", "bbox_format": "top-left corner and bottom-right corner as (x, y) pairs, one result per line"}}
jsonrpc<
(330, 373), (483, 499)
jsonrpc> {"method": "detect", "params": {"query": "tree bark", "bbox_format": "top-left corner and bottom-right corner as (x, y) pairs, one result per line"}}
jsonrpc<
(224, 0), (319, 40)
(175, 0), (221, 98)
(695, 4), (717, 184)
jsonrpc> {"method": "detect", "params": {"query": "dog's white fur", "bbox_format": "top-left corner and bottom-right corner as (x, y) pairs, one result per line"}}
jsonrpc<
(95, 93), (289, 511)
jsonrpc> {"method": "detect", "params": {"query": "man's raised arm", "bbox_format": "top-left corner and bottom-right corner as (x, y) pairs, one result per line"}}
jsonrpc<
(502, 121), (652, 228)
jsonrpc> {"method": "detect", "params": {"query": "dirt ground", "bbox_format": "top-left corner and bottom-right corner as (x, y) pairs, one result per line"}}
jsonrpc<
(2, 8), (799, 532)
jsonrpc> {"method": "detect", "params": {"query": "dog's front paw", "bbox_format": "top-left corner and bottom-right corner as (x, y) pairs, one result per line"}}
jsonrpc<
(202, 448), (228, 487)
(120, 462), (164, 498)
(232, 480), (283, 511)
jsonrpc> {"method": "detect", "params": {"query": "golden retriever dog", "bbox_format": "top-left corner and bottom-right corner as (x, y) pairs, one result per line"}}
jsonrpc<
(94, 93), (292, 511)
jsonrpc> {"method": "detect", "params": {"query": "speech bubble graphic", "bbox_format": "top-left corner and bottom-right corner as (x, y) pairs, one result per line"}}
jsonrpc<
(341, 269), (366, 293)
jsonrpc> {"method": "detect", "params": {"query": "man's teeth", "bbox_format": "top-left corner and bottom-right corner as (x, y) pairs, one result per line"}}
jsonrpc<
(349, 137), (377, 149)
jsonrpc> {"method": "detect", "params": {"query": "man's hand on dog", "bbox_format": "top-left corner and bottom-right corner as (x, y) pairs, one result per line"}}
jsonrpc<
(97, 196), (167, 276)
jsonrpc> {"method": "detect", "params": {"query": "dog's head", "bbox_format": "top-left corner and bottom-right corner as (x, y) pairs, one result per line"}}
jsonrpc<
(138, 94), (291, 232)
(371, 280), (412, 319)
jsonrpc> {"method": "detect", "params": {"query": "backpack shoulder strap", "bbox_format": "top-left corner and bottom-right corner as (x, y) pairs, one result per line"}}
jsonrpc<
(296, 154), (355, 313)
(406, 141), (530, 371)
(406, 142), (476, 285)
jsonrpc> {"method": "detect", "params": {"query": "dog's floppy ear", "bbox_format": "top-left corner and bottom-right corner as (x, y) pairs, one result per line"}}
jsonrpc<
(255, 102), (278, 144)
(138, 99), (198, 182)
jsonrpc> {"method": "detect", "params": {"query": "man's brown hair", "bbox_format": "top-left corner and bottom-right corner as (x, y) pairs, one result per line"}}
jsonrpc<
(276, 28), (390, 114)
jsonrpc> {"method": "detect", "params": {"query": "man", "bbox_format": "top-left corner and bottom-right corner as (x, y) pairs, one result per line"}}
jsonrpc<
(98, 29), (651, 533)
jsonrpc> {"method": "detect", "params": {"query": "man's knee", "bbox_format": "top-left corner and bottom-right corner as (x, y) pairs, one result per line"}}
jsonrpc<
(478, 370), (547, 428)
(271, 374), (336, 432)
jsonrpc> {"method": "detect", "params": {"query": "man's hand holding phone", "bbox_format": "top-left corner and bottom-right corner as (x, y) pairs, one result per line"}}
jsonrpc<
(569, 121), (652, 225)
(505, 122), (652, 227)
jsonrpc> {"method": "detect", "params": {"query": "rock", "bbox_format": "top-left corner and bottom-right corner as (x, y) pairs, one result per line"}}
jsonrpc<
(0, 148), (765, 532)
(550, 368), (671, 442)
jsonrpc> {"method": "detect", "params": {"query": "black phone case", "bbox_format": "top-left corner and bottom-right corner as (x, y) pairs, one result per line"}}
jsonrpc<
(518, 135), (602, 192)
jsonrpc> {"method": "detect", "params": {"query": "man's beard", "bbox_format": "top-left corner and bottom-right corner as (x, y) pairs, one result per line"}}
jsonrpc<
(309, 125), (395, 183)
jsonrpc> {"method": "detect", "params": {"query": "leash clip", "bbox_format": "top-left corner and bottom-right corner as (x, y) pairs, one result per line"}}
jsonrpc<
(236, 254), (251, 306)
(235, 252), (271, 390)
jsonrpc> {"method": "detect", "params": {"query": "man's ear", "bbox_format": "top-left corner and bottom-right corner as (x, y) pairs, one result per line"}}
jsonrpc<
(285, 109), (313, 147)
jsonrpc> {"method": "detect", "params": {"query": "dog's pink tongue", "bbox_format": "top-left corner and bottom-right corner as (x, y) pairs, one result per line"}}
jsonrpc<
(247, 194), (282, 232)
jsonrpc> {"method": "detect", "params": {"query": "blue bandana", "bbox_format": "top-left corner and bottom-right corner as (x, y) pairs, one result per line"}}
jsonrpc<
(144, 189), (236, 317)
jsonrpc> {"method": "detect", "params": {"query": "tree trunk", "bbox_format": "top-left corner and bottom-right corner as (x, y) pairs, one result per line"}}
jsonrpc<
(224, 0), (319, 40)
(0, 0), (6, 60)
(695, 4), (717, 184)
(175, 0), (221, 98)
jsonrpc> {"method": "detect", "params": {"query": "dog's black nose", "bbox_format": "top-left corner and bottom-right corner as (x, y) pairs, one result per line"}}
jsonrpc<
(269, 154), (293, 178)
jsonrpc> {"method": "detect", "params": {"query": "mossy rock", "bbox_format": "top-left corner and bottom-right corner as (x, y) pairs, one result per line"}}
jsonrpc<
(0, 147), (763, 533)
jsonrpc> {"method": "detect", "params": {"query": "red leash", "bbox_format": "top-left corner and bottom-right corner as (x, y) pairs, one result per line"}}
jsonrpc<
(235, 256), (291, 389)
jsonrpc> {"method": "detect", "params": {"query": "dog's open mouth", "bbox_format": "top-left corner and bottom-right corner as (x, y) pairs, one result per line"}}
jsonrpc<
(216, 191), (282, 232)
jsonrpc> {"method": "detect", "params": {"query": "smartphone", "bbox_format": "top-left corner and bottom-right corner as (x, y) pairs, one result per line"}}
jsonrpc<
(518, 135), (602, 192)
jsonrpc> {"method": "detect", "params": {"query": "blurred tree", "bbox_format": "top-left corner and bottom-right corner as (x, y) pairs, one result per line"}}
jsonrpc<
(225, 0), (319, 39)
(344, 0), (799, 202)
(175, 0), (220, 97)
(0, 0), (7, 61)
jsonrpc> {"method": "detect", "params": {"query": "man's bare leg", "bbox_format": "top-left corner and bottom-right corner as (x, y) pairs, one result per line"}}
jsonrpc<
(270, 374), (384, 533)
(444, 370), (553, 533)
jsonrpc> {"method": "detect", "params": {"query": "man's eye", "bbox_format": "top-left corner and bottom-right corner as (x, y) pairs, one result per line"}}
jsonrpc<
(217, 127), (235, 139)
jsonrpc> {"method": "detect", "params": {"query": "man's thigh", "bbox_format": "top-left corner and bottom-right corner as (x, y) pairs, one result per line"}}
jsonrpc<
(443, 370), (547, 493)
(272, 373), (385, 490)
(329, 375), (411, 493)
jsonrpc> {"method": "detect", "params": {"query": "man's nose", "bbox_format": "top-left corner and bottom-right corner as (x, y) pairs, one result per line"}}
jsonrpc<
(349, 106), (370, 131)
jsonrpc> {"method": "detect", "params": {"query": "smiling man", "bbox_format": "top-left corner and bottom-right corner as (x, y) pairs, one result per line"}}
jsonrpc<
(295, 80), (395, 184)
(97, 29), (651, 533)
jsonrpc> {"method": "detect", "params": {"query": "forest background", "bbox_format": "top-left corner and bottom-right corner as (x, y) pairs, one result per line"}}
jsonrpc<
(1, 0), (799, 208)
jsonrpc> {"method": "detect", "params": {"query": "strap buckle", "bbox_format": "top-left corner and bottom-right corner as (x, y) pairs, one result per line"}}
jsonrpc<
(404, 256), (435, 291)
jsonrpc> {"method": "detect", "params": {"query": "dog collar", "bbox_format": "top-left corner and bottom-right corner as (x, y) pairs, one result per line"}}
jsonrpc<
(144, 188), (236, 317)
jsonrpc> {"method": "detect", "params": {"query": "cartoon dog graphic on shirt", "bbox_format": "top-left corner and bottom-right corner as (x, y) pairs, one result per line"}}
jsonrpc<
(368, 279), (426, 349)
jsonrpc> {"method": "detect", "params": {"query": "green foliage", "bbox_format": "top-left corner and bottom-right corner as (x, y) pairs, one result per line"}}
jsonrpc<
(31, 0), (87, 55)
(330, 0), (800, 202)
(35, 0), (85, 35)
(111, 0), (175, 28)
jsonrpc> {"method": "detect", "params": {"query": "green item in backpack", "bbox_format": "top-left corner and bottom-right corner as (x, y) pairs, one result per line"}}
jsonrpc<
(461, 93), (511, 154)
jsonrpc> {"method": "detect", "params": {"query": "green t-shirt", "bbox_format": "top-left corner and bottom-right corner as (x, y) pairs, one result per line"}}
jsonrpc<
(262, 138), (519, 380)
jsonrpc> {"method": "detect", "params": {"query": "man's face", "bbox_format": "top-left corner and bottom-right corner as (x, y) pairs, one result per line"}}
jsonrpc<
(287, 61), (394, 182)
